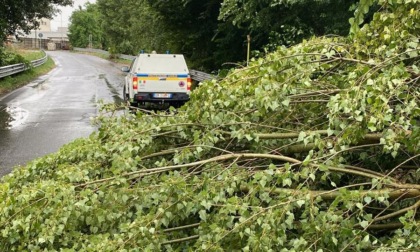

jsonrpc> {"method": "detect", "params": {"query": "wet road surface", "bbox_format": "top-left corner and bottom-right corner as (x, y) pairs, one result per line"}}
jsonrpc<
(0, 51), (125, 177)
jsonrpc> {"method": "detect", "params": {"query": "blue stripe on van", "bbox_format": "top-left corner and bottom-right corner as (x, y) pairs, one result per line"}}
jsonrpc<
(136, 73), (189, 78)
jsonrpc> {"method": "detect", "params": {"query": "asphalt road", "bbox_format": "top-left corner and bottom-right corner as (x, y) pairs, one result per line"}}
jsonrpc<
(0, 51), (126, 177)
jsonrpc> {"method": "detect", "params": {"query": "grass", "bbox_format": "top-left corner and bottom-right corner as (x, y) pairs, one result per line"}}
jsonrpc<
(18, 49), (45, 61)
(4, 47), (45, 62)
(0, 51), (56, 96)
(71, 50), (132, 65)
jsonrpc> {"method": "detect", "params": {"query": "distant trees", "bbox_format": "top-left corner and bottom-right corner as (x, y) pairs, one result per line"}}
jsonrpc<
(68, 0), (358, 70)
(96, 0), (172, 55)
(0, 0), (73, 43)
(68, 3), (106, 49)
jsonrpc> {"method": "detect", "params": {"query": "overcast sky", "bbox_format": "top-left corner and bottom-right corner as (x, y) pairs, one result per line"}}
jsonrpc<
(51, 0), (95, 30)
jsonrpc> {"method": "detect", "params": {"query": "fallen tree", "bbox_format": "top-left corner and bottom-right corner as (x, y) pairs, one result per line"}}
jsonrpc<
(0, 0), (418, 250)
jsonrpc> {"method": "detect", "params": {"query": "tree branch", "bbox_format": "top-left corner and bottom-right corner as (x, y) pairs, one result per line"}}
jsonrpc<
(311, 164), (420, 190)
(240, 185), (420, 200)
(362, 222), (404, 230)
(161, 235), (199, 245)
(77, 153), (302, 187)
(163, 223), (200, 233)
(371, 200), (420, 223)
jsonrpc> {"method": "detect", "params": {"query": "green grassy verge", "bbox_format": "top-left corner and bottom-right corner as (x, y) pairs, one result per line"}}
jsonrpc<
(2, 48), (45, 62)
(71, 50), (132, 65)
(0, 56), (56, 96)
(19, 49), (45, 61)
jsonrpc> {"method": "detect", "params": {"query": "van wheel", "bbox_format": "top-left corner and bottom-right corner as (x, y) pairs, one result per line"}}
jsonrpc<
(123, 86), (133, 107)
(123, 86), (129, 101)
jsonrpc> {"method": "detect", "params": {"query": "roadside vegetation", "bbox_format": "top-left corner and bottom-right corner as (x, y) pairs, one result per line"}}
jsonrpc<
(68, 0), (359, 70)
(0, 0), (72, 44)
(0, 48), (55, 95)
(70, 50), (132, 65)
(0, 0), (418, 250)
(0, 0), (70, 96)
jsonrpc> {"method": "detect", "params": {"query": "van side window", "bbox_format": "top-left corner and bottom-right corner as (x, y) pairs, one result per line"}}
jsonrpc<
(129, 59), (136, 71)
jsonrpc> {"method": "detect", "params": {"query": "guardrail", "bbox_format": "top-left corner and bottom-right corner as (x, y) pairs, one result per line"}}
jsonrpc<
(73, 47), (136, 61)
(73, 47), (215, 82)
(189, 69), (214, 82)
(0, 51), (48, 79)
(73, 47), (110, 57)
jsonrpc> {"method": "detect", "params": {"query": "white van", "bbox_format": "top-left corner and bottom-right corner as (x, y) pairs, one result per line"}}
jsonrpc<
(121, 53), (191, 108)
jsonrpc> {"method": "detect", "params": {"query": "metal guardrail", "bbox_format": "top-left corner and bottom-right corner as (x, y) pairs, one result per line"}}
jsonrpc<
(119, 54), (136, 61)
(189, 69), (214, 82)
(0, 51), (48, 79)
(73, 47), (215, 82)
(73, 47), (136, 60)
(73, 47), (110, 56)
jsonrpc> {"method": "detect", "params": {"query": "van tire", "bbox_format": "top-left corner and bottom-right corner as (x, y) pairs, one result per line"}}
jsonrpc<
(123, 86), (137, 108)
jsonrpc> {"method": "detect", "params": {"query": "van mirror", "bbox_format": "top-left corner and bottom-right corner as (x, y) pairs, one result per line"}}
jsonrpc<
(121, 66), (130, 72)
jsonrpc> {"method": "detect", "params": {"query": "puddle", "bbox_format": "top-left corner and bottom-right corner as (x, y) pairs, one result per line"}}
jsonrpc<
(0, 105), (11, 130)
(30, 79), (48, 89)
(99, 74), (124, 104)
(0, 105), (28, 130)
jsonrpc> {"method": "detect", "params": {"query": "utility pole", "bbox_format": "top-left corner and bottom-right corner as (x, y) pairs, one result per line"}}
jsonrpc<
(89, 34), (92, 48)
(247, 34), (251, 66)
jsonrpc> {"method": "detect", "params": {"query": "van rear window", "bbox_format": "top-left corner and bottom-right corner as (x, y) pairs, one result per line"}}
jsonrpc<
(136, 54), (189, 74)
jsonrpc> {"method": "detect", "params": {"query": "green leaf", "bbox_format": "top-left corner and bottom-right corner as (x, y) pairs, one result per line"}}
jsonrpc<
(297, 200), (305, 207)
(298, 131), (306, 142)
(199, 210), (207, 221)
(282, 178), (292, 187)
(332, 236), (338, 246)
(360, 221), (369, 229)
(282, 98), (290, 107)
(318, 165), (328, 172)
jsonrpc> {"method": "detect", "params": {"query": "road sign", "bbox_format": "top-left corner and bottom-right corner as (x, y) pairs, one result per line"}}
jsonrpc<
(38, 33), (43, 38)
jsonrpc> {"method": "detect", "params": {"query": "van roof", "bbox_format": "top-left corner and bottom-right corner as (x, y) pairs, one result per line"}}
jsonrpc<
(134, 54), (189, 74)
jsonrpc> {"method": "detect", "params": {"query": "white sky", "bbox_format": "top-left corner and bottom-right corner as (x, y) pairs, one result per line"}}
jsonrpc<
(51, 0), (96, 31)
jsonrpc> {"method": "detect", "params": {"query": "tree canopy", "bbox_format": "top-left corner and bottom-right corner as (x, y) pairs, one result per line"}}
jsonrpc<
(219, 0), (358, 49)
(68, 3), (106, 49)
(69, 0), (357, 70)
(0, 0), (73, 43)
(0, 0), (418, 250)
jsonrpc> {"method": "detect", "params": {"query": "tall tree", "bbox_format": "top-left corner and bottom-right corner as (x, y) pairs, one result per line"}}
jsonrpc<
(70, 0), (361, 71)
(219, 0), (358, 49)
(0, 0), (73, 43)
(68, 3), (106, 49)
(96, 0), (173, 55)
(146, 0), (223, 69)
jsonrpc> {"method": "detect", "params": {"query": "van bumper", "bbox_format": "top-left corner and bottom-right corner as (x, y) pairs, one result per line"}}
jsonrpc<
(134, 93), (190, 103)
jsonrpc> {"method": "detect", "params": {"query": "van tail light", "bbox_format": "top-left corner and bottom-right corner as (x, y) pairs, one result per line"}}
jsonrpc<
(133, 77), (138, 90)
(187, 77), (192, 91)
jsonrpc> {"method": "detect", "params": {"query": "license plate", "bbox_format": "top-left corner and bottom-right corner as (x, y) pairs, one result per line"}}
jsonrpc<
(153, 93), (172, 98)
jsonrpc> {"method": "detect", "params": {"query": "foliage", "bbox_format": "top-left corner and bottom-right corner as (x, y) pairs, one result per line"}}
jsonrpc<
(145, 0), (229, 69)
(0, 54), (55, 95)
(0, 0), (419, 250)
(219, 0), (358, 49)
(95, 0), (174, 55)
(68, 3), (107, 49)
(0, 47), (27, 67)
(0, 0), (73, 43)
(69, 0), (356, 70)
